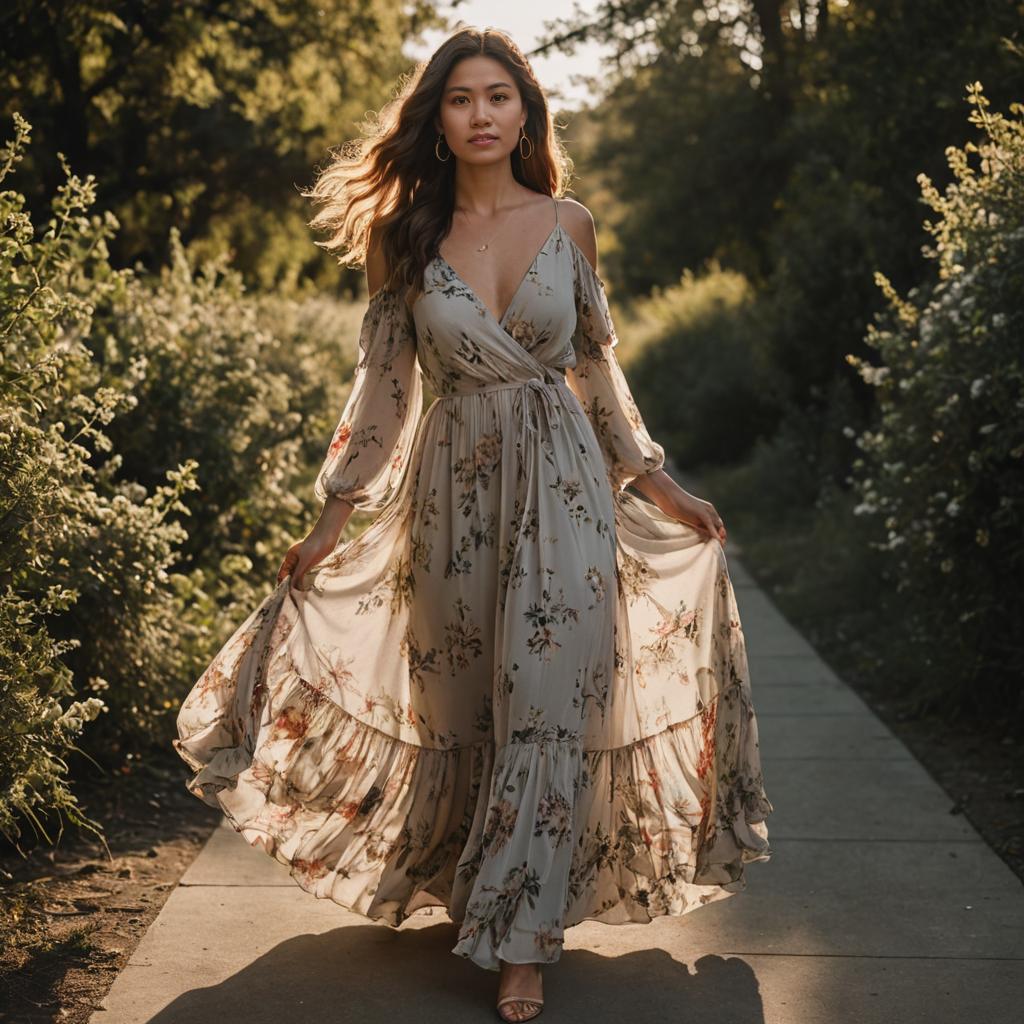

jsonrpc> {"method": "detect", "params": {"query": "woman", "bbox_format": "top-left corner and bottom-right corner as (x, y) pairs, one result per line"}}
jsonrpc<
(174, 26), (773, 1024)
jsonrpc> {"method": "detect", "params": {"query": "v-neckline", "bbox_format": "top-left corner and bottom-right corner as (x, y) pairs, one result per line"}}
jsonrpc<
(434, 222), (562, 330)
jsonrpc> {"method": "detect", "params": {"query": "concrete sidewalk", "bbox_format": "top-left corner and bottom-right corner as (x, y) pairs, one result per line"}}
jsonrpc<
(90, 546), (1024, 1024)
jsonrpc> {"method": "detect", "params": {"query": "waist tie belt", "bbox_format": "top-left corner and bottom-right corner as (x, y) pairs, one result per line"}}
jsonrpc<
(435, 369), (571, 452)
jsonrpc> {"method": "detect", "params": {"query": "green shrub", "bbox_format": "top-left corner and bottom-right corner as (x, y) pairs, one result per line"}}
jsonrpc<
(0, 111), (373, 849)
(625, 263), (786, 470)
(847, 84), (1024, 723)
(0, 113), (197, 847)
(149, 279), (372, 732)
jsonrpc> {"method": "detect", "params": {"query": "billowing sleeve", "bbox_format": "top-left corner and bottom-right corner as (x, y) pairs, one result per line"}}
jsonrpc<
(313, 285), (423, 511)
(564, 240), (665, 492)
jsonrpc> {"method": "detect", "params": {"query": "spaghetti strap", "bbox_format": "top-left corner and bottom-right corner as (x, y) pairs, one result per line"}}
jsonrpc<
(552, 194), (559, 225)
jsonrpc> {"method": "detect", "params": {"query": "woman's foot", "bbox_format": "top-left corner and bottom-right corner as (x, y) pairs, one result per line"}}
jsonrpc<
(496, 959), (544, 1022)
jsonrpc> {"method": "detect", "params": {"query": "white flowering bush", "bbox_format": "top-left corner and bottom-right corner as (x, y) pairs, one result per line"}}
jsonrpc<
(846, 84), (1024, 720)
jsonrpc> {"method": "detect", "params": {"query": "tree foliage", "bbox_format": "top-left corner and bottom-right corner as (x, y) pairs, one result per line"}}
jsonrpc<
(541, 1), (1024, 432)
(0, 0), (440, 292)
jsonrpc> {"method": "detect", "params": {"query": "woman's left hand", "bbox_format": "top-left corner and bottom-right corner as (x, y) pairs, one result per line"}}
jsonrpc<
(666, 490), (727, 545)
(631, 470), (727, 546)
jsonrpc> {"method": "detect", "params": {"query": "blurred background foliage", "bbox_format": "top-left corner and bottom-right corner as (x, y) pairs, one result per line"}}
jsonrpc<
(0, 0), (441, 293)
(1, 1), (1022, 856)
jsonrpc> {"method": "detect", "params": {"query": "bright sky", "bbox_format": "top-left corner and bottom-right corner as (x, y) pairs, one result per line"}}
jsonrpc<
(409, 1), (610, 110)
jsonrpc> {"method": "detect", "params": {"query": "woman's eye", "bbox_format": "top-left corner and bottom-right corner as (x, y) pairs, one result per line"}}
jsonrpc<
(453, 94), (509, 104)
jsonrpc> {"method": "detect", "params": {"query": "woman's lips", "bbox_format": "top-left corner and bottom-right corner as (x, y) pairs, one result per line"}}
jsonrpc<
(470, 136), (497, 145)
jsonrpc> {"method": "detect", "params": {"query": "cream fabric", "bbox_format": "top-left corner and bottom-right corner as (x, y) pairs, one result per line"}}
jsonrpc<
(175, 198), (773, 973)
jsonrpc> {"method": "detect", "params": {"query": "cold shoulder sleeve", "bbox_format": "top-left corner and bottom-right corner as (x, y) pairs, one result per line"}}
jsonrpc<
(314, 285), (423, 511)
(564, 240), (665, 492)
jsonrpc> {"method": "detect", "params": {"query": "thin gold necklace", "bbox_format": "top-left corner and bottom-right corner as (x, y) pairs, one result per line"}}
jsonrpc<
(455, 205), (515, 255)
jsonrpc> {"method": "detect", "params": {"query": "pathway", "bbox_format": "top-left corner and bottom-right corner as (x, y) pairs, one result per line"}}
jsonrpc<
(89, 492), (1023, 1023)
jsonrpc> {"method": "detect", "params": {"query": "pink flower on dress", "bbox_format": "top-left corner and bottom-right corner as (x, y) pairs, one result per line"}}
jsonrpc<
(329, 422), (352, 453)
(337, 799), (363, 821)
(293, 857), (330, 881)
(268, 803), (299, 828)
(272, 706), (308, 740)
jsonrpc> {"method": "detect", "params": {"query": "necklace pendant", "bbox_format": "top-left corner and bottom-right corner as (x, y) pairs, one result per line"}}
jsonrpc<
(476, 243), (488, 252)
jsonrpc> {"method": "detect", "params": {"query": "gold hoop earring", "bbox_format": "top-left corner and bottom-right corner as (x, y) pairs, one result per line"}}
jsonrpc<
(518, 128), (534, 160)
(435, 133), (451, 162)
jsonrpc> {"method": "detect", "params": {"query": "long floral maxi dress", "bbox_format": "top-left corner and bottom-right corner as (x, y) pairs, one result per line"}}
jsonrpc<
(174, 196), (774, 973)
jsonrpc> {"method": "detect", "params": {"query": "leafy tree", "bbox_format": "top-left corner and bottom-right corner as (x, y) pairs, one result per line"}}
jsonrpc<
(540, 1), (1024, 455)
(763, 1), (1024, 427)
(0, 0), (440, 291)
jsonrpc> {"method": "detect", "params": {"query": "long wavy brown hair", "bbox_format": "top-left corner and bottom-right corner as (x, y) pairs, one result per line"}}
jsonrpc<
(301, 26), (575, 307)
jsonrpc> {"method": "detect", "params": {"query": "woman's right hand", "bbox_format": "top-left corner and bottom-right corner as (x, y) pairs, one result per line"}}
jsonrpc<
(276, 535), (337, 588)
(277, 497), (354, 589)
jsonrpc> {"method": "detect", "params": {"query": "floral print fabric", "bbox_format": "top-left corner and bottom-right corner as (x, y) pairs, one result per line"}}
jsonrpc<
(174, 197), (773, 974)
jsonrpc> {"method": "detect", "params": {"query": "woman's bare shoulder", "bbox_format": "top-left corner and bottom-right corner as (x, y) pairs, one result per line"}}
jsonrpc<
(555, 198), (599, 273)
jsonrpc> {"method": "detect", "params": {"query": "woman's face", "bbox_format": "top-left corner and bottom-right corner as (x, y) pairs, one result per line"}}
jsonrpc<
(435, 55), (527, 164)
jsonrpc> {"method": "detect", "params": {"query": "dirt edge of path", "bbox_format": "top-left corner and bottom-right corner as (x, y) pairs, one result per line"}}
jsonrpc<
(0, 746), (219, 1024)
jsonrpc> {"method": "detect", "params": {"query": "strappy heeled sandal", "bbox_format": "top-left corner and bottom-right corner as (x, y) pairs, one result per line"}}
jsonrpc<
(495, 994), (544, 1022)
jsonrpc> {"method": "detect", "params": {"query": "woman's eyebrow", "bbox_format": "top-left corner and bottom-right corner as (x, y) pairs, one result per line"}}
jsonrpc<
(445, 82), (514, 94)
